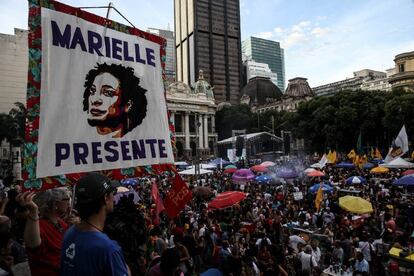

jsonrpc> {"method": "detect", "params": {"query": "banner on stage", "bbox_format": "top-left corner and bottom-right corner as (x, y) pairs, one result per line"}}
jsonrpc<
(24, 0), (174, 189)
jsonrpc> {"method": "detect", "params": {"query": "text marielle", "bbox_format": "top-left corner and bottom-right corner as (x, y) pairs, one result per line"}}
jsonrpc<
(50, 20), (157, 67)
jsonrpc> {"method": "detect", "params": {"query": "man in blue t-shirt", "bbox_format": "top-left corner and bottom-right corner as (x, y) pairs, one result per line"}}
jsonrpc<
(60, 173), (129, 276)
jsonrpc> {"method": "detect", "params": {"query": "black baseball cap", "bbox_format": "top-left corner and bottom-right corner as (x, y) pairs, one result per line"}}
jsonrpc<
(75, 173), (120, 204)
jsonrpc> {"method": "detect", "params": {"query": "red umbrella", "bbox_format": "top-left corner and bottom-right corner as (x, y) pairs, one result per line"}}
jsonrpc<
(208, 191), (247, 210)
(307, 170), (325, 177)
(402, 169), (414, 176)
(223, 168), (237, 174)
(250, 165), (269, 173)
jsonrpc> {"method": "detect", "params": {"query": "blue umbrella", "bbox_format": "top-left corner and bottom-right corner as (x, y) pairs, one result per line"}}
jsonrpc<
(392, 175), (414, 187)
(362, 162), (375, 169)
(309, 183), (333, 193)
(255, 175), (272, 184)
(335, 162), (355, 169)
(346, 176), (366, 185)
(121, 178), (138, 186)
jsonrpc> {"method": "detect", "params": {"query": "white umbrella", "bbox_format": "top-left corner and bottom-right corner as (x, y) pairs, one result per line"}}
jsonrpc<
(310, 163), (323, 169)
(379, 157), (414, 168)
(179, 168), (214, 175)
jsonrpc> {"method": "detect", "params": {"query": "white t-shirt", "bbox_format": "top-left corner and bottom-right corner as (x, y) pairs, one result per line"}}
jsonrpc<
(299, 252), (317, 272)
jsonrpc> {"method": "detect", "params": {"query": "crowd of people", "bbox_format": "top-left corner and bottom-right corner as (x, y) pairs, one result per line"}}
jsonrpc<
(0, 156), (413, 276)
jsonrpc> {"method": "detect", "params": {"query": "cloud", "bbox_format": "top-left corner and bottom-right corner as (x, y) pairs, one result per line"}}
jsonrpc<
(253, 19), (331, 49)
(311, 27), (329, 37)
(257, 31), (274, 39)
(292, 20), (311, 32)
(284, 32), (307, 48)
(274, 27), (284, 34)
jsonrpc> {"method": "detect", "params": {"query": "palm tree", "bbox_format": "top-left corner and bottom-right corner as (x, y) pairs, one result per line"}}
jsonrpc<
(8, 102), (26, 144)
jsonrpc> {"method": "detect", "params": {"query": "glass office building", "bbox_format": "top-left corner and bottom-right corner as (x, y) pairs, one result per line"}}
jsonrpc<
(242, 36), (285, 92)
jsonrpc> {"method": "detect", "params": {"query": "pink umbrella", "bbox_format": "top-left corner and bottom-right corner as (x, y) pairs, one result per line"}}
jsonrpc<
(402, 169), (414, 176)
(232, 169), (255, 182)
(250, 165), (269, 173)
(307, 170), (325, 177)
(223, 168), (237, 174)
(260, 161), (276, 167)
(208, 191), (247, 209)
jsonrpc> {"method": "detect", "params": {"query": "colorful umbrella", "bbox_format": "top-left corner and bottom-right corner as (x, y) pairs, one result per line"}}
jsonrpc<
(192, 186), (214, 197)
(208, 191), (247, 209)
(276, 169), (298, 179)
(339, 196), (373, 214)
(224, 164), (237, 169)
(392, 175), (414, 187)
(260, 161), (276, 167)
(402, 169), (414, 176)
(335, 162), (355, 169)
(255, 175), (272, 184)
(209, 158), (232, 167)
(304, 168), (317, 173)
(250, 165), (269, 173)
(232, 169), (255, 182)
(223, 168), (237, 174)
(370, 167), (389, 174)
(307, 170), (325, 177)
(121, 178), (138, 186)
(363, 162), (375, 169)
(114, 189), (141, 205)
(346, 176), (366, 185)
(309, 183), (333, 194)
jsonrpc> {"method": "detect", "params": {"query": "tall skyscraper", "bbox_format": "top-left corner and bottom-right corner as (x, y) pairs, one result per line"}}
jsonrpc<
(242, 36), (285, 92)
(147, 27), (176, 83)
(174, 0), (243, 104)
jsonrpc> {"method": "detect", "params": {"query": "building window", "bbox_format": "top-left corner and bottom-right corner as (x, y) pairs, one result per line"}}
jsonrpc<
(399, 63), (405, 73)
(2, 149), (6, 157)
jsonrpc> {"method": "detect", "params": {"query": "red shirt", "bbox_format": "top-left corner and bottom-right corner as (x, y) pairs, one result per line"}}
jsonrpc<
(27, 218), (68, 276)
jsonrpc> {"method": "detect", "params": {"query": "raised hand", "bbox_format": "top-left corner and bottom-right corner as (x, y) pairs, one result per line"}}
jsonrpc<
(16, 191), (38, 214)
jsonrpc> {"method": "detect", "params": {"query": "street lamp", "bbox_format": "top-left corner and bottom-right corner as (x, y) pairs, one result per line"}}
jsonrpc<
(195, 119), (201, 183)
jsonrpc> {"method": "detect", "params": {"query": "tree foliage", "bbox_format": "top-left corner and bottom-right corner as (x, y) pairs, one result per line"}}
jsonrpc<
(215, 89), (414, 154)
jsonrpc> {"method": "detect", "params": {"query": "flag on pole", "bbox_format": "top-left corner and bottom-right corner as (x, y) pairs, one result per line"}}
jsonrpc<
(385, 125), (409, 163)
(164, 173), (193, 218)
(375, 148), (383, 160)
(347, 149), (356, 160)
(151, 180), (165, 226)
(370, 147), (375, 159)
(319, 154), (328, 168)
(357, 132), (362, 154)
(332, 151), (337, 163)
(315, 184), (323, 211)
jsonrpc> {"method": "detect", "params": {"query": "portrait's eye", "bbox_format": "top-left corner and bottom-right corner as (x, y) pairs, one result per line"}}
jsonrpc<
(103, 88), (115, 97)
(90, 85), (96, 94)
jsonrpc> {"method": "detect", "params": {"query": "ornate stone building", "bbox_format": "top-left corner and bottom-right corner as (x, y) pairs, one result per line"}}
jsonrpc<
(166, 70), (218, 161)
(241, 77), (314, 113)
(388, 51), (414, 92)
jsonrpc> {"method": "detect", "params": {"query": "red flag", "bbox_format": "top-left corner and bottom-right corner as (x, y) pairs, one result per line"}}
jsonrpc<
(164, 173), (193, 218)
(151, 181), (165, 225)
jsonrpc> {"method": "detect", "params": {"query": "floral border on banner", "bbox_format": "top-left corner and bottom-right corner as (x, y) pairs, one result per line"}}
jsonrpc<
(23, 0), (176, 190)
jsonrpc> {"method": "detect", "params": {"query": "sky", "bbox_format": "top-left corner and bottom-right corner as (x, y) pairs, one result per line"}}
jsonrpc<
(1, 0), (413, 87)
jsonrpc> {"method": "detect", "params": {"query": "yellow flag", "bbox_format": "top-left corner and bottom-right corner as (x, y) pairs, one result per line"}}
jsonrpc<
(354, 155), (360, 166)
(327, 150), (334, 163)
(411, 150), (414, 160)
(315, 184), (323, 211)
(370, 147), (375, 159)
(359, 154), (368, 168)
(347, 149), (356, 160)
(375, 148), (383, 160)
(332, 151), (337, 163)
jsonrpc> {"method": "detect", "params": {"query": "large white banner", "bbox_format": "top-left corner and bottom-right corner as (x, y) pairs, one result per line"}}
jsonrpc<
(36, 8), (174, 178)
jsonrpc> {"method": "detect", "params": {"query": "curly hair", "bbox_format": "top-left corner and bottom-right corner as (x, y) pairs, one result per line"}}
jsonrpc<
(83, 63), (147, 136)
